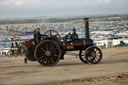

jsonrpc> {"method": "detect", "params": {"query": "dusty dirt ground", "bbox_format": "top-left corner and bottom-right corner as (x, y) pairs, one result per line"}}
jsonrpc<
(0, 47), (128, 85)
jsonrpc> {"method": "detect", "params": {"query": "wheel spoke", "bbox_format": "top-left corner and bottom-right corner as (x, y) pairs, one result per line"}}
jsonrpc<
(38, 51), (44, 56)
(52, 49), (58, 54)
(94, 48), (97, 51)
(40, 47), (46, 52)
(88, 57), (91, 61)
(50, 57), (54, 63)
(35, 40), (61, 66)
(39, 56), (47, 61)
(50, 45), (54, 51)
(96, 51), (100, 54)
(44, 58), (48, 64)
(92, 56), (96, 61)
(96, 53), (100, 55)
(95, 57), (99, 61)
(46, 57), (51, 63)
(45, 44), (49, 50)
(79, 50), (88, 63)
(81, 52), (84, 56)
(93, 58), (96, 62)
(85, 47), (102, 64)
(53, 54), (59, 57)
(53, 48), (58, 51)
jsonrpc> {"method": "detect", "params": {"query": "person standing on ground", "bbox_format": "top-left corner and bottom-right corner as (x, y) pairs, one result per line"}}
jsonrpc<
(11, 43), (14, 56)
(15, 42), (20, 56)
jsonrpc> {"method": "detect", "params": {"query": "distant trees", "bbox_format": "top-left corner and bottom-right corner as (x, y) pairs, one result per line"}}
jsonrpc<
(0, 15), (128, 24)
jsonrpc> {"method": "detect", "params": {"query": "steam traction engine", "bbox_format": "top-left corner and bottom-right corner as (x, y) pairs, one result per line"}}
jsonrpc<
(24, 18), (103, 66)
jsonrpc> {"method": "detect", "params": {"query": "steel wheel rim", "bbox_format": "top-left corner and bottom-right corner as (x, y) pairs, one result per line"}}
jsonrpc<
(44, 30), (61, 39)
(85, 46), (102, 64)
(79, 50), (87, 63)
(35, 40), (61, 66)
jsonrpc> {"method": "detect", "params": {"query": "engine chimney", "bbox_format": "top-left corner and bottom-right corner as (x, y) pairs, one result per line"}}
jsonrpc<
(84, 18), (89, 39)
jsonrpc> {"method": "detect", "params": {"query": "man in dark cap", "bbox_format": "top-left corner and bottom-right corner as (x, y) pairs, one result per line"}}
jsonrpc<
(71, 28), (78, 40)
(35, 28), (43, 44)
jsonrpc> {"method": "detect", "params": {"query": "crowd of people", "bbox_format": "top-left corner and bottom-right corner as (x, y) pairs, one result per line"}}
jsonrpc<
(10, 42), (25, 56)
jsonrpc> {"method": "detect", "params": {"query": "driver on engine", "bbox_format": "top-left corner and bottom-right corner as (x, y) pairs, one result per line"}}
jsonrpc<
(34, 28), (44, 44)
(71, 28), (78, 40)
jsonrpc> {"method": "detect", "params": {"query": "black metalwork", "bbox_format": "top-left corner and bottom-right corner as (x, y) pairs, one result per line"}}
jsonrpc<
(24, 18), (103, 66)
(34, 40), (61, 66)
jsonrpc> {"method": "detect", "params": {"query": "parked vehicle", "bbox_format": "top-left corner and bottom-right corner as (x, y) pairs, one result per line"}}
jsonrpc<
(1, 48), (10, 56)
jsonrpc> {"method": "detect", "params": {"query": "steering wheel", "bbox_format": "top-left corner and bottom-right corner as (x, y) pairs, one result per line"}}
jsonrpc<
(44, 30), (61, 39)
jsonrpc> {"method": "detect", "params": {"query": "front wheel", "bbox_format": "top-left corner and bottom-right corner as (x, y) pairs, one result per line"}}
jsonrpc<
(7, 51), (13, 57)
(85, 46), (103, 64)
(79, 50), (87, 63)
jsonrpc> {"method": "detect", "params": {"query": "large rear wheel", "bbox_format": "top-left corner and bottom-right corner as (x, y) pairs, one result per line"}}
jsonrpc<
(34, 40), (61, 66)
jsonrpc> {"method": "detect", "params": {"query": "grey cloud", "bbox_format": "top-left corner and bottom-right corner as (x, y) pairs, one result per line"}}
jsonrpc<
(0, 0), (128, 19)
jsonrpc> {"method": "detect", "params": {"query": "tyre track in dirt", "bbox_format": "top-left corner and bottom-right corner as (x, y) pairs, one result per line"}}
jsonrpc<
(0, 47), (128, 85)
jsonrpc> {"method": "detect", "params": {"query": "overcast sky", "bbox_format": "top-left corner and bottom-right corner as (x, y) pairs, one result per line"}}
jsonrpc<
(0, 0), (127, 19)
